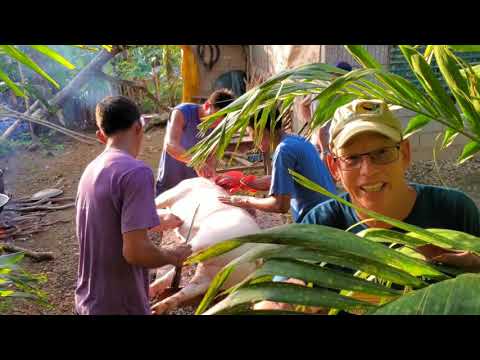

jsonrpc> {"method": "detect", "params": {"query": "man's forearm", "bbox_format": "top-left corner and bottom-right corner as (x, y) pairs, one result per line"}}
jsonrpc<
(124, 241), (174, 269)
(241, 195), (289, 213)
(252, 176), (272, 191)
(166, 143), (191, 164)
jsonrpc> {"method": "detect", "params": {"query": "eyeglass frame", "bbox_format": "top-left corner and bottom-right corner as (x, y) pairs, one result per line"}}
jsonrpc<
(332, 143), (402, 171)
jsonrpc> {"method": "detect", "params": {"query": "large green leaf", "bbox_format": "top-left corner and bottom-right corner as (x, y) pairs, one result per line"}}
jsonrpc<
(403, 114), (433, 138)
(30, 45), (76, 70)
(449, 45), (480, 52)
(406, 228), (480, 252)
(442, 127), (459, 148)
(345, 45), (382, 69)
(0, 252), (24, 267)
(0, 45), (60, 88)
(189, 223), (444, 279)
(195, 262), (237, 315)
(457, 140), (480, 164)
(400, 45), (462, 128)
(310, 93), (357, 128)
(357, 228), (428, 247)
(252, 258), (402, 297)
(371, 273), (480, 314)
(0, 68), (25, 97)
(195, 243), (424, 315)
(260, 247), (425, 287)
(202, 282), (378, 315)
(434, 45), (480, 134)
(423, 45), (434, 64)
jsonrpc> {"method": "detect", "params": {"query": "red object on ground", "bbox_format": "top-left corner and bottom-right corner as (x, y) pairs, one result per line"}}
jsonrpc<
(214, 171), (257, 194)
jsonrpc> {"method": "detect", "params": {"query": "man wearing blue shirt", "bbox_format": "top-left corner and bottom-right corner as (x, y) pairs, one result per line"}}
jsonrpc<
(217, 107), (337, 223)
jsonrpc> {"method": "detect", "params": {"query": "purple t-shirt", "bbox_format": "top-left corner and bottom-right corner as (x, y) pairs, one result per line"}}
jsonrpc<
(75, 148), (160, 315)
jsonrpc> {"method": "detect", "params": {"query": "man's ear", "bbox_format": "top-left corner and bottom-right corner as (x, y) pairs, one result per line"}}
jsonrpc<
(400, 139), (411, 169)
(326, 153), (340, 182)
(96, 130), (107, 144)
(204, 101), (214, 115)
(134, 121), (143, 134)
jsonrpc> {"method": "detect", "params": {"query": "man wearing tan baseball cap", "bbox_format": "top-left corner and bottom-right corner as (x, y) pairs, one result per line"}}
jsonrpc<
(253, 98), (480, 313)
(303, 98), (480, 270)
(329, 99), (403, 151)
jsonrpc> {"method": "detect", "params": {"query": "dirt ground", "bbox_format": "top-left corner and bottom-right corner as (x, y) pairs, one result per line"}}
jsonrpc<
(0, 127), (284, 315)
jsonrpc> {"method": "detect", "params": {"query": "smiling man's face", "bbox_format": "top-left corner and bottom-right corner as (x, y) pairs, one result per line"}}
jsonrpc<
(329, 132), (411, 211)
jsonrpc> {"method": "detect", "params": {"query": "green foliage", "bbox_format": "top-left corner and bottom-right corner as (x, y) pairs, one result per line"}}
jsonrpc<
(112, 45), (182, 109)
(371, 273), (480, 315)
(0, 251), (50, 312)
(0, 133), (64, 158)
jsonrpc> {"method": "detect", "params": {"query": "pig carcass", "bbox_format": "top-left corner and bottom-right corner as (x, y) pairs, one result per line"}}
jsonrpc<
(150, 177), (261, 314)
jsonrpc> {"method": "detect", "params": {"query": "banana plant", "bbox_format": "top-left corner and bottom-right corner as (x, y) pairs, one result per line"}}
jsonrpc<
(188, 172), (480, 315)
(188, 45), (480, 167)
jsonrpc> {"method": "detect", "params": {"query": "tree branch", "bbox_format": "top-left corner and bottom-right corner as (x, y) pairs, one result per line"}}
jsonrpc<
(96, 71), (171, 113)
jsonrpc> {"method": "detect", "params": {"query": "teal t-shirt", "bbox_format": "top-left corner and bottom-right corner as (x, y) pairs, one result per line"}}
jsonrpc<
(301, 183), (480, 236)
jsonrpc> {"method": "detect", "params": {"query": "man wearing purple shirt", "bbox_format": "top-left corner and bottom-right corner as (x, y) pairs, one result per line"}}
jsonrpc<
(75, 96), (191, 315)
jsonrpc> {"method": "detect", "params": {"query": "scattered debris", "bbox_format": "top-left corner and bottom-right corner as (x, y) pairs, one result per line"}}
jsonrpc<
(143, 113), (170, 132)
(0, 187), (73, 258)
(0, 242), (54, 262)
(27, 143), (41, 152)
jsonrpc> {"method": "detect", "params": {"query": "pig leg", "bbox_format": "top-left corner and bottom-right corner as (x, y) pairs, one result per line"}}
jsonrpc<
(151, 263), (220, 315)
(149, 265), (176, 299)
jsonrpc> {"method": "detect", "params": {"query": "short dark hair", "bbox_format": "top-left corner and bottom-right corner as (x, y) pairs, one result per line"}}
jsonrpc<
(208, 88), (235, 110)
(95, 96), (141, 136)
(248, 105), (282, 131)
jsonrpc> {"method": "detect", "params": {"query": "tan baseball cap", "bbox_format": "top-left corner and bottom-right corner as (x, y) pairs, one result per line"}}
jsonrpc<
(329, 99), (403, 150)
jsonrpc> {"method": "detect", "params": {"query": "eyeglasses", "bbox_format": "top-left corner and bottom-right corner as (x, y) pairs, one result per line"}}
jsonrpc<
(333, 144), (401, 171)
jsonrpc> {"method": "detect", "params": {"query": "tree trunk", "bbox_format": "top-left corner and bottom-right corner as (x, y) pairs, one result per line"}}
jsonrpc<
(1, 49), (122, 141)
(18, 61), (41, 142)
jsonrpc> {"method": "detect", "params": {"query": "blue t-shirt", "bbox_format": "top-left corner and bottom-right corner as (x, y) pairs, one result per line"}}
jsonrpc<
(301, 183), (480, 236)
(269, 134), (337, 222)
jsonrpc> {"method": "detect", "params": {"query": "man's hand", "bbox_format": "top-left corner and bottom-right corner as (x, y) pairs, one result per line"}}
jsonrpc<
(417, 244), (480, 272)
(196, 156), (217, 178)
(218, 195), (250, 208)
(162, 244), (193, 267)
(415, 244), (455, 259)
(150, 209), (183, 233)
(431, 251), (480, 272)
